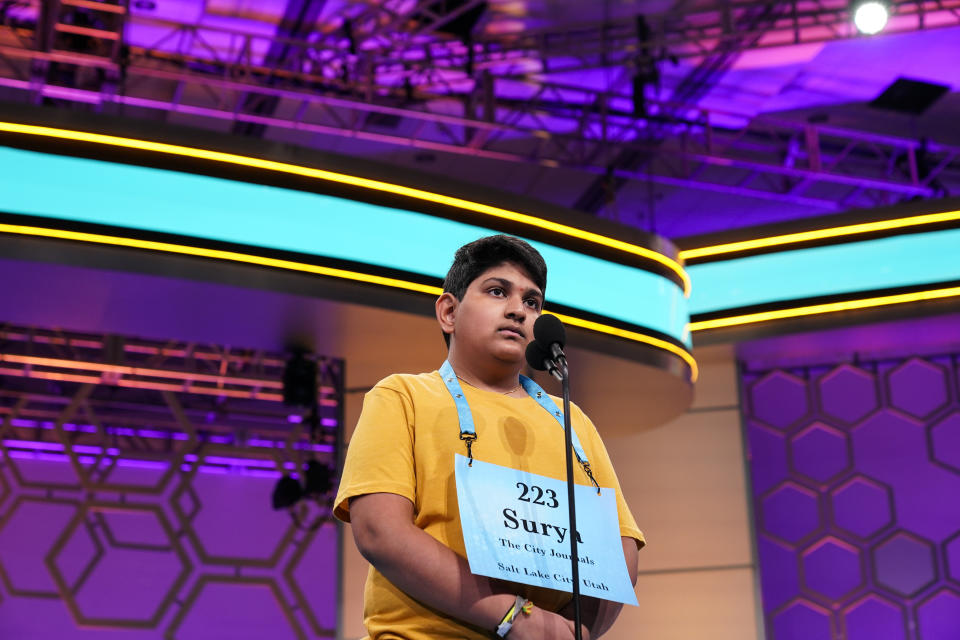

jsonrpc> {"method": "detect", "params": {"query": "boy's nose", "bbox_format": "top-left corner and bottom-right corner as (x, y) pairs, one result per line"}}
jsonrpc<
(505, 296), (527, 319)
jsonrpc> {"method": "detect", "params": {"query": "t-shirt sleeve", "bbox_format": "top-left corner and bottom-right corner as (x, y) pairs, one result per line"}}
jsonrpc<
(574, 404), (646, 550)
(334, 381), (416, 523)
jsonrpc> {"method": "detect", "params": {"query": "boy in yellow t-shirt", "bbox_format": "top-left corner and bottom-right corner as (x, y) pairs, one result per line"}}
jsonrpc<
(334, 235), (642, 639)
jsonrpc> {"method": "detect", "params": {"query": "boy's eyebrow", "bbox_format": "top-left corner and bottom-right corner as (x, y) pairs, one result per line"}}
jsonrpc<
(482, 277), (543, 299)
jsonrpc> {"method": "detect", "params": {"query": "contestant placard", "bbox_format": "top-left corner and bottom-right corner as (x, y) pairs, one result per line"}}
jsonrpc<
(455, 454), (638, 605)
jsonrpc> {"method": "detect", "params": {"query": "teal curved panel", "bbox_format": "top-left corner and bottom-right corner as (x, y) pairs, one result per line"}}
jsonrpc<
(0, 145), (690, 346)
(688, 228), (960, 316)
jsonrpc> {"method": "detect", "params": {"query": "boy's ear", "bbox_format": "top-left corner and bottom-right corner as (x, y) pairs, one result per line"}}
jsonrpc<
(436, 292), (459, 337)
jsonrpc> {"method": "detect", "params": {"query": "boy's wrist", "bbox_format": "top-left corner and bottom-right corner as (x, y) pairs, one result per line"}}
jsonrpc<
(494, 595), (533, 637)
(464, 593), (519, 633)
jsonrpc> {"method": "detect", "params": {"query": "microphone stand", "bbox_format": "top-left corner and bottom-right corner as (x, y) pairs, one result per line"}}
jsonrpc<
(548, 354), (582, 640)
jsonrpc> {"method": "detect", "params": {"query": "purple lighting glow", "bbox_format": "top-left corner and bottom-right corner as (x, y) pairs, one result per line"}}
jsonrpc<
(2, 418), (334, 451)
(1, 439), (321, 477)
(8, 451), (98, 465)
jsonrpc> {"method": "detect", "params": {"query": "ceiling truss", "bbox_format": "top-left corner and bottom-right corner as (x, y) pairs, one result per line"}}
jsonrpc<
(0, 0), (959, 211)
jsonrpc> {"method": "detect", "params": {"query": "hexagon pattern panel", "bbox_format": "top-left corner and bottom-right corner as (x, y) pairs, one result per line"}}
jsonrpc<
(742, 356), (960, 640)
(0, 325), (342, 638)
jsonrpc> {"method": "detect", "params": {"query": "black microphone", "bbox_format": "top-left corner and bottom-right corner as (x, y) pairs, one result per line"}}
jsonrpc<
(528, 315), (567, 379)
(525, 339), (552, 371)
(533, 314), (567, 364)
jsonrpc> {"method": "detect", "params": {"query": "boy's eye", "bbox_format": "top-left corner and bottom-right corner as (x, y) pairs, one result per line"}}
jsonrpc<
(489, 287), (505, 296)
(524, 298), (541, 310)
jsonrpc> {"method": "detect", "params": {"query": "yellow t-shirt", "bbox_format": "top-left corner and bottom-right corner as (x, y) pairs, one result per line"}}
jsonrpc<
(334, 370), (643, 640)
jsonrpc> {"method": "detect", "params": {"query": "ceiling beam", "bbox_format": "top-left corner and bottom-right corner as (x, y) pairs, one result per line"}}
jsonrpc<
(573, 2), (792, 218)
(1, 2), (958, 211)
(232, 0), (329, 137)
(1, 52), (955, 210)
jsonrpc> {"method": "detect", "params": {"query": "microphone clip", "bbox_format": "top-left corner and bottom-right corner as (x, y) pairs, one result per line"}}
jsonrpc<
(547, 343), (568, 380)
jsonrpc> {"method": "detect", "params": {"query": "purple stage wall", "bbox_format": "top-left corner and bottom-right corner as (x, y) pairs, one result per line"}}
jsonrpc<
(0, 456), (339, 639)
(0, 328), (340, 639)
(741, 347), (960, 640)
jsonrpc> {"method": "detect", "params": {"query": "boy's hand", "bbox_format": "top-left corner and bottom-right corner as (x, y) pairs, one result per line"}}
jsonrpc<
(508, 605), (588, 640)
(564, 618), (592, 640)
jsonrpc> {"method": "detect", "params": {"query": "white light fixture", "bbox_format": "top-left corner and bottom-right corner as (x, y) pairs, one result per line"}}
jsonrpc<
(853, 0), (890, 35)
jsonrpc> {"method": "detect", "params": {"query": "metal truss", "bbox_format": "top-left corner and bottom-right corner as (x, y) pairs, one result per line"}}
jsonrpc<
(574, 0), (804, 213)
(6, 0), (960, 86)
(0, 324), (344, 544)
(344, 0), (960, 80)
(0, 324), (343, 444)
(1, 48), (956, 209)
(0, 2), (959, 208)
(0, 327), (341, 636)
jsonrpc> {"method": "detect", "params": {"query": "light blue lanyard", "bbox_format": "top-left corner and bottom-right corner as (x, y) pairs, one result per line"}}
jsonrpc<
(439, 360), (599, 492)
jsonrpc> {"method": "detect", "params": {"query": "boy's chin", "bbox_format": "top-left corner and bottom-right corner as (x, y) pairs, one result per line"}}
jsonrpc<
(490, 342), (526, 364)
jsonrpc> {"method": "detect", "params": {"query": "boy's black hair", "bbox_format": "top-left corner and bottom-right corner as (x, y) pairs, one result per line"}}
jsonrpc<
(441, 235), (547, 347)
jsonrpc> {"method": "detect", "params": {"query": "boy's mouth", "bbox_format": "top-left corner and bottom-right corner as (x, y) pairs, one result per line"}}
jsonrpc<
(498, 326), (525, 340)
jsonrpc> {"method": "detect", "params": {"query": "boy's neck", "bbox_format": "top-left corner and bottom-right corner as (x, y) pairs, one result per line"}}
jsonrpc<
(446, 350), (523, 395)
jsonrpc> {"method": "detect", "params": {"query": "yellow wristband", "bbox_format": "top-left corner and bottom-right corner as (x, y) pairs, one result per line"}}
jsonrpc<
(495, 595), (531, 638)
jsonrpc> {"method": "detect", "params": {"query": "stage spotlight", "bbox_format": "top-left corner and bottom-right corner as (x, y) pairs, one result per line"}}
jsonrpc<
(272, 459), (333, 510)
(283, 351), (317, 407)
(303, 459), (333, 496)
(272, 474), (302, 509)
(852, 0), (889, 35)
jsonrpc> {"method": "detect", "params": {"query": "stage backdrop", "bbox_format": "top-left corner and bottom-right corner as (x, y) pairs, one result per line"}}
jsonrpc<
(740, 339), (960, 640)
(0, 326), (341, 639)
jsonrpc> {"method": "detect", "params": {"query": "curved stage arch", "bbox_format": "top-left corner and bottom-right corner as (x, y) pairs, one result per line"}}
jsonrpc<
(0, 109), (696, 432)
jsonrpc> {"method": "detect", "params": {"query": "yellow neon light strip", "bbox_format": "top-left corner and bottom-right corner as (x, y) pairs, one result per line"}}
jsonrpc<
(687, 285), (960, 332)
(0, 223), (445, 295)
(680, 209), (960, 261)
(548, 312), (698, 380)
(0, 121), (691, 295)
(0, 224), (698, 380)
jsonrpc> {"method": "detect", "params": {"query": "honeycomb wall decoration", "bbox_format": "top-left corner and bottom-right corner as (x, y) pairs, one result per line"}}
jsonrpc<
(742, 357), (960, 640)
(0, 327), (342, 639)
